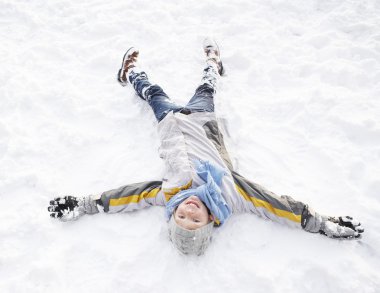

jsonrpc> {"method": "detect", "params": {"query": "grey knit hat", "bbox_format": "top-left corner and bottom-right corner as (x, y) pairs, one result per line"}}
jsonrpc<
(168, 216), (214, 255)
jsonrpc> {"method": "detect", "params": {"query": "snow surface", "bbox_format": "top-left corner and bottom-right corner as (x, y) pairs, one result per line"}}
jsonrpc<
(1, 0), (380, 292)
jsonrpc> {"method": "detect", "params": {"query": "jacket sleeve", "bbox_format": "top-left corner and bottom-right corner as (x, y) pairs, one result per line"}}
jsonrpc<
(97, 181), (165, 213)
(232, 171), (324, 232)
(198, 118), (324, 233)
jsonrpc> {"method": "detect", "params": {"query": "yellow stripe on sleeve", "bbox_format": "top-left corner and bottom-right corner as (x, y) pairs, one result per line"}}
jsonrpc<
(235, 184), (301, 223)
(109, 187), (161, 206)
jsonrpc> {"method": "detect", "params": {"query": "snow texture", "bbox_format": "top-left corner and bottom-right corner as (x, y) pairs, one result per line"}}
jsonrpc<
(1, 0), (380, 292)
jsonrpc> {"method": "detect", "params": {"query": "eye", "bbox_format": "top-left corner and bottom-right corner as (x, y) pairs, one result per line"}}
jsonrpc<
(178, 215), (185, 219)
(193, 219), (200, 223)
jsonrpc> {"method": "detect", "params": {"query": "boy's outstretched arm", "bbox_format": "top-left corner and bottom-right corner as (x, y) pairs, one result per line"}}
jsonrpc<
(232, 171), (364, 239)
(48, 180), (164, 221)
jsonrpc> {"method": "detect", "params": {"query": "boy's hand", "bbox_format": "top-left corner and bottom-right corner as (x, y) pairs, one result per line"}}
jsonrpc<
(48, 196), (99, 221)
(320, 216), (364, 239)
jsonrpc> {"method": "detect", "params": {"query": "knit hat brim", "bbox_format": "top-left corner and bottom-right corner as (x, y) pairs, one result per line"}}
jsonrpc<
(168, 216), (214, 255)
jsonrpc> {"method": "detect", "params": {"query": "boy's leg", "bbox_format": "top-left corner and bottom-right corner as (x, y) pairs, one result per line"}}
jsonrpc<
(128, 68), (184, 121)
(185, 38), (224, 113)
(185, 62), (219, 113)
(118, 47), (183, 122)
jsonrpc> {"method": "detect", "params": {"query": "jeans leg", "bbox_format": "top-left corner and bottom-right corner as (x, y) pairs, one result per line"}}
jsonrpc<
(128, 68), (183, 121)
(185, 62), (219, 113)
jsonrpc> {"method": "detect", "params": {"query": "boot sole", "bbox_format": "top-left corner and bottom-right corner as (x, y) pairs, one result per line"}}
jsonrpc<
(117, 47), (139, 86)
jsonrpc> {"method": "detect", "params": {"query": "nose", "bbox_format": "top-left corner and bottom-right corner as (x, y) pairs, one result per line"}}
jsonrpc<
(184, 206), (197, 215)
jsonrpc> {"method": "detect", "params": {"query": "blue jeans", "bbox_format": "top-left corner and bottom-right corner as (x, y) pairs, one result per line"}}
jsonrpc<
(128, 69), (216, 122)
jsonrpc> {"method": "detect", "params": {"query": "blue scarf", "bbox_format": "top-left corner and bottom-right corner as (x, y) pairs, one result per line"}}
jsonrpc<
(165, 159), (232, 226)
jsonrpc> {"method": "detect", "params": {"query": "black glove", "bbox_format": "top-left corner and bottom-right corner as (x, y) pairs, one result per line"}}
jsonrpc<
(319, 216), (364, 239)
(48, 195), (99, 221)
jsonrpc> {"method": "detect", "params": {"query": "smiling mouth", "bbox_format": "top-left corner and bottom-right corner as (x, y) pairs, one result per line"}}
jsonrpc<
(186, 200), (200, 208)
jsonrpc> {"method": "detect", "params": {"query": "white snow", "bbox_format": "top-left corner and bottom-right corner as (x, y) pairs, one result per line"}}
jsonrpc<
(1, 0), (380, 292)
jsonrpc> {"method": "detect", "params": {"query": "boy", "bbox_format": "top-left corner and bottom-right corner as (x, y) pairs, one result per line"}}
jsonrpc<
(48, 38), (364, 255)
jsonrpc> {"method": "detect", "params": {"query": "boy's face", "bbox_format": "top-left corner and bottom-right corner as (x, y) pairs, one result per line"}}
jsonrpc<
(174, 195), (212, 230)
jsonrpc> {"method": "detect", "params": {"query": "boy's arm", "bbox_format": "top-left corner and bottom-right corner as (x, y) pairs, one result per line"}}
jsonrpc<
(99, 180), (164, 213)
(232, 171), (364, 239)
(48, 180), (163, 221)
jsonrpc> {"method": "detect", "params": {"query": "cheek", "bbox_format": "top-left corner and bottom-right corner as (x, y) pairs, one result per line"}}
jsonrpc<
(202, 205), (210, 216)
(199, 209), (210, 222)
(176, 203), (186, 212)
(174, 205), (183, 214)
